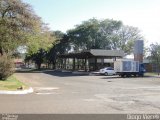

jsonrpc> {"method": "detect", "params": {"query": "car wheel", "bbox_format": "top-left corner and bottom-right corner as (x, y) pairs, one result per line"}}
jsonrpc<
(105, 72), (108, 76)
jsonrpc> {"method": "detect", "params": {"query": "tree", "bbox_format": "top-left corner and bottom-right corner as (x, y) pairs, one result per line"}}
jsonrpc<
(149, 43), (160, 75)
(25, 30), (69, 70)
(0, 0), (42, 55)
(26, 24), (55, 55)
(31, 49), (46, 70)
(97, 19), (122, 50)
(46, 31), (70, 69)
(25, 28), (55, 70)
(114, 26), (143, 55)
(67, 18), (104, 51)
(0, 54), (14, 80)
(67, 18), (143, 55)
(0, 0), (53, 78)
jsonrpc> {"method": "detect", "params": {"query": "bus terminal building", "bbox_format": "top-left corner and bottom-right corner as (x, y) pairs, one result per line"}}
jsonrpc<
(57, 49), (124, 71)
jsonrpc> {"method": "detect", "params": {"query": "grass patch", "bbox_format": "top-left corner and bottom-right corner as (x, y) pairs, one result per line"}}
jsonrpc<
(0, 75), (29, 91)
(145, 72), (159, 76)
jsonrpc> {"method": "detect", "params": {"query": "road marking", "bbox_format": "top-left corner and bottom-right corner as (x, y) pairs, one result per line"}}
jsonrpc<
(83, 99), (96, 102)
(34, 87), (60, 95)
(118, 87), (160, 90)
(36, 92), (54, 95)
(35, 92), (60, 95)
(34, 87), (59, 91)
(71, 91), (79, 94)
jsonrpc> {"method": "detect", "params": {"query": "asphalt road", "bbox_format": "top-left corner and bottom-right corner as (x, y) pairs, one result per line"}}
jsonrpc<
(0, 70), (160, 113)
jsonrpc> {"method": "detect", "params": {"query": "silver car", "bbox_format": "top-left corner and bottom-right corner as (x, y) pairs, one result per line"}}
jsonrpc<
(99, 67), (116, 76)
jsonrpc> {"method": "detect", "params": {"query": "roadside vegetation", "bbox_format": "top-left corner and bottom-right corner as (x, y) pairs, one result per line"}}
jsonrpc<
(148, 43), (160, 75)
(0, 0), (54, 80)
(145, 72), (160, 76)
(0, 75), (28, 91)
(0, 54), (14, 80)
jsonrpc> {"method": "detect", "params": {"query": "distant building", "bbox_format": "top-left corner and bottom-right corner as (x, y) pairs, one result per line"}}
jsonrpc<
(57, 49), (124, 71)
(14, 58), (24, 68)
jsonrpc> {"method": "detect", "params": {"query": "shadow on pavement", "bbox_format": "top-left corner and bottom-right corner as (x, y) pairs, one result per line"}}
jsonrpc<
(16, 69), (158, 79)
(101, 75), (156, 80)
(16, 69), (43, 73)
(43, 70), (90, 77)
(16, 68), (91, 77)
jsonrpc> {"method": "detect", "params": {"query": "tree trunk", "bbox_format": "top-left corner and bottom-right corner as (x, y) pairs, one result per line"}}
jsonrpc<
(0, 47), (3, 56)
(52, 62), (55, 69)
(37, 63), (41, 70)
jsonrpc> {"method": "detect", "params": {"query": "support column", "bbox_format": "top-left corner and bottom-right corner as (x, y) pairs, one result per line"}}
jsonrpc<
(77, 59), (80, 70)
(60, 58), (63, 69)
(73, 58), (75, 71)
(84, 58), (87, 72)
(94, 57), (97, 71)
(64, 58), (66, 69)
(101, 57), (104, 68)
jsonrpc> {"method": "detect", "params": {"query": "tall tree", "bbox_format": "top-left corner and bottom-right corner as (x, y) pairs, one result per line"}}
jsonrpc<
(25, 27), (55, 69)
(46, 31), (70, 69)
(67, 18), (143, 55)
(98, 19), (122, 50)
(26, 24), (55, 55)
(0, 0), (41, 55)
(67, 18), (101, 51)
(149, 43), (160, 74)
(114, 26), (143, 55)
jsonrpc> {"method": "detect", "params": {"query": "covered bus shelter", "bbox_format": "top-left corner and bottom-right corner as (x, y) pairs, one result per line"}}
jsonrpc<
(57, 49), (124, 71)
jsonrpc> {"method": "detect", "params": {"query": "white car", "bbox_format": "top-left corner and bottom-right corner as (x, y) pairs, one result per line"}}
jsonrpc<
(99, 67), (116, 76)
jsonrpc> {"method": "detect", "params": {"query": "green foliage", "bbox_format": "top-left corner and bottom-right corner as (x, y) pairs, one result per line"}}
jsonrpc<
(25, 31), (70, 70)
(0, 54), (14, 80)
(68, 18), (102, 51)
(115, 26), (143, 55)
(26, 25), (55, 55)
(25, 49), (46, 70)
(149, 43), (160, 62)
(0, 0), (42, 55)
(149, 43), (160, 72)
(25, 28), (55, 70)
(46, 31), (70, 69)
(67, 18), (143, 55)
(0, 0), (55, 78)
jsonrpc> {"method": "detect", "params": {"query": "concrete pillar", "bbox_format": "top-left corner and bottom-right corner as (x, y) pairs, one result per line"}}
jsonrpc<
(73, 58), (75, 71)
(84, 58), (87, 72)
(134, 40), (144, 63)
(94, 57), (97, 71)
(134, 54), (143, 63)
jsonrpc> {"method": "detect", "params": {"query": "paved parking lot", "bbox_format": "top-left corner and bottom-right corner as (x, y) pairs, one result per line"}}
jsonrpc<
(0, 70), (160, 113)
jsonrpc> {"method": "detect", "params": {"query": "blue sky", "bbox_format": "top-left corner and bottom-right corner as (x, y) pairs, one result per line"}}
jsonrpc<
(23, 0), (160, 46)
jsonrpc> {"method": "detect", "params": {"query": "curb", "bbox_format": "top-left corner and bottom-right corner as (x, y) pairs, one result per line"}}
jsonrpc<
(0, 87), (34, 95)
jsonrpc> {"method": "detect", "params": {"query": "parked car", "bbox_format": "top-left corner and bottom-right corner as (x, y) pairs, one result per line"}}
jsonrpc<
(99, 67), (116, 76)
